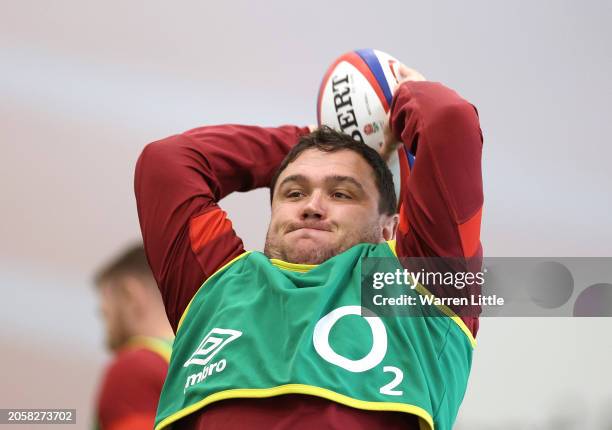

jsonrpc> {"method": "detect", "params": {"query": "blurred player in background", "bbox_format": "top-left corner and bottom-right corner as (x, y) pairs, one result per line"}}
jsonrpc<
(136, 66), (483, 429)
(93, 244), (174, 430)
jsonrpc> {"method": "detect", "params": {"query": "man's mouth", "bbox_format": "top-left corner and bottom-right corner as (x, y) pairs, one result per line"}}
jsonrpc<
(288, 224), (332, 233)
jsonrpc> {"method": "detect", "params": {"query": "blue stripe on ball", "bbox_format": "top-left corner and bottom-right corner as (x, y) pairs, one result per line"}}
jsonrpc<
(355, 48), (394, 107)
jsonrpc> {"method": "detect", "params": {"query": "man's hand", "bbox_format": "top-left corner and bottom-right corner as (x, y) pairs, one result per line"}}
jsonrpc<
(379, 65), (426, 162)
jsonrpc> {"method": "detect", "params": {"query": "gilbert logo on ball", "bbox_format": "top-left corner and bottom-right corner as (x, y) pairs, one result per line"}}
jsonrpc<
(317, 49), (407, 203)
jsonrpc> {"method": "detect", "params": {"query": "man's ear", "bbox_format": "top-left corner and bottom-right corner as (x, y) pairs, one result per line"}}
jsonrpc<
(381, 214), (400, 241)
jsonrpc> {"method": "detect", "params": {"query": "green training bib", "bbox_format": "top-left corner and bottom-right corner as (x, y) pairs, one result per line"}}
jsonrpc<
(155, 241), (475, 430)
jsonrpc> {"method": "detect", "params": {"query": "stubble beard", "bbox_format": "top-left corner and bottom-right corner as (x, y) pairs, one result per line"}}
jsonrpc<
(264, 223), (382, 265)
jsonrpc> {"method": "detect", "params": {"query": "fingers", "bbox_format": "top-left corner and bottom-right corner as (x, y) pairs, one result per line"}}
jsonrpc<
(398, 64), (412, 80)
(393, 64), (426, 92)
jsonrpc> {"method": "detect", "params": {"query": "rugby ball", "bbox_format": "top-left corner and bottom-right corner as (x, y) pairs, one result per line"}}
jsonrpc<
(317, 49), (406, 203)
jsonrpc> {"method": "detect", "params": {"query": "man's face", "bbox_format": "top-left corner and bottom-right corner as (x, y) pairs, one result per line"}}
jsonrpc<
(97, 281), (130, 352)
(265, 148), (397, 265)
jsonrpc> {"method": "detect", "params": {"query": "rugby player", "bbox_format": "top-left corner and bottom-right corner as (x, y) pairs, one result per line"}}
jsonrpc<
(136, 66), (483, 429)
(93, 244), (174, 430)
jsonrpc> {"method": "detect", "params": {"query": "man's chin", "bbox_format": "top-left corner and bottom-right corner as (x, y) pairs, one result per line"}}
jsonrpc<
(264, 225), (383, 265)
(280, 241), (342, 265)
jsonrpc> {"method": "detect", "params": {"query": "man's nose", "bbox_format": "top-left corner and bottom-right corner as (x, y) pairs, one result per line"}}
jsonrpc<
(300, 191), (326, 219)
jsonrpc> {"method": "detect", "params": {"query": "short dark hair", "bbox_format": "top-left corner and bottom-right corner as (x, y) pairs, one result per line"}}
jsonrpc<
(270, 126), (397, 215)
(94, 243), (155, 287)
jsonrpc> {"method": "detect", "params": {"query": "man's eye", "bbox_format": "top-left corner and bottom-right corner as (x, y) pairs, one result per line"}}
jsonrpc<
(287, 190), (305, 198)
(332, 191), (351, 200)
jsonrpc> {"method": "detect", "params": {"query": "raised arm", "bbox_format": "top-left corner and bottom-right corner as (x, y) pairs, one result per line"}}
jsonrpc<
(135, 124), (309, 330)
(387, 78), (484, 335)
(390, 81), (483, 259)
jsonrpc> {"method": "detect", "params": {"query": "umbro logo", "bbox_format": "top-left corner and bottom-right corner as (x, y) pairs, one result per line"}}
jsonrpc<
(183, 327), (242, 368)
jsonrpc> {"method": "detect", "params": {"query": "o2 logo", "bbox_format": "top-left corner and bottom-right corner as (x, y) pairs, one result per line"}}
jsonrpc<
(313, 306), (404, 396)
